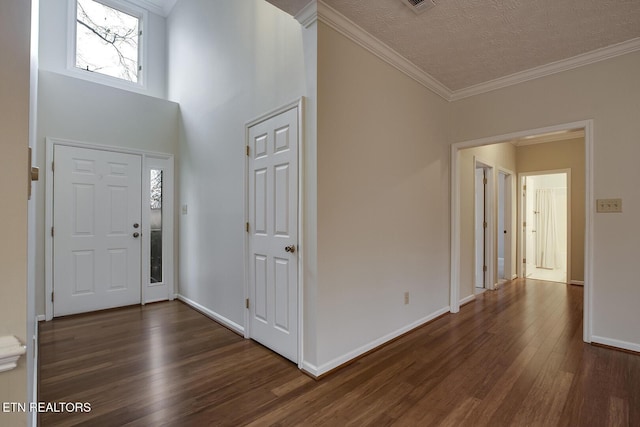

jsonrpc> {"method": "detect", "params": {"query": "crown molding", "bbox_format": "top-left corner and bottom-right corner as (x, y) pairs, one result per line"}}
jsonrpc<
(295, 1), (318, 28)
(316, 1), (452, 101)
(451, 37), (640, 101)
(307, 2), (640, 102)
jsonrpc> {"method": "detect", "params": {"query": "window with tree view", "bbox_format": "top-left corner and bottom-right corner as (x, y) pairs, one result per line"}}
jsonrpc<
(76, 0), (140, 83)
(150, 169), (163, 284)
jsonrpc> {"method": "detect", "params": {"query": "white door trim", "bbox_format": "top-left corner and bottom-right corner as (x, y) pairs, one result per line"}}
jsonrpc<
(450, 120), (594, 343)
(45, 137), (175, 320)
(473, 157), (494, 291)
(243, 98), (305, 369)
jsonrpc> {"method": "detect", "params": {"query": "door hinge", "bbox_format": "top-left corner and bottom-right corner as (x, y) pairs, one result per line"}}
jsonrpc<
(246, 222), (249, 233)
(483, 265), (487, 272)
(51, 227), (54, 237)
(51, 292), (54, 302)
(245, 298), (249, 309)
(483, 221), (487, 229)
(523, 184), (527, 191)
(246, 146), (250, 156)
(483, 178), (488, 185)
(523, 221), (526, 227)
(51, 162), (54, 172)
(523, 258), (526, 264)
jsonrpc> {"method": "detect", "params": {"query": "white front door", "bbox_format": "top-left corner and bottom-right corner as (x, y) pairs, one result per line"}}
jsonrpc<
(53, 145), (142, 316)
(248, 106), (299, 363)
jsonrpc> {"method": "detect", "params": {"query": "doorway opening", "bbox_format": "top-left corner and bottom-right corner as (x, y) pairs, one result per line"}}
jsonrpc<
(497, 169), (513, 284)
(450, 120), (593, 343)
(45, 138), (175, 320)
(521, 171), (569, 284)
(474, 160), (493, 293)
(244, 98), (304, 367)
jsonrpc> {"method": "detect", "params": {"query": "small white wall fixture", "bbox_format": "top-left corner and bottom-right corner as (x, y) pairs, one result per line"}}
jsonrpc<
(45, 137), (175, 320)
(450, 120), (594, 343)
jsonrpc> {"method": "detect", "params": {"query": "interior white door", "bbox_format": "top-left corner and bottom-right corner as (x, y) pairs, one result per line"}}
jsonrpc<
(53, 145), (142, 316)
(248, 107), (298, 363)
(475, 167), (486, 288)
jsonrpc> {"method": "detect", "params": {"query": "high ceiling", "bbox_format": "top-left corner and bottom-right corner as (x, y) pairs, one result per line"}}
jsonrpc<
(266, 0), (640, 92)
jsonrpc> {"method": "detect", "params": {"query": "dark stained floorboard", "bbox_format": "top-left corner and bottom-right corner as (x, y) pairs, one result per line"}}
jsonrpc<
(39, 279), (640, 426)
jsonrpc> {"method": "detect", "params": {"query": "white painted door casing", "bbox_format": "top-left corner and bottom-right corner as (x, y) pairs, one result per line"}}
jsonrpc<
(247, 106), (299, 363)
(53, 145), (142, 316)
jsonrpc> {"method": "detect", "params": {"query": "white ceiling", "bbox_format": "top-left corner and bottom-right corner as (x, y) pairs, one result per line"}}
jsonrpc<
(266, 0), (640, 93)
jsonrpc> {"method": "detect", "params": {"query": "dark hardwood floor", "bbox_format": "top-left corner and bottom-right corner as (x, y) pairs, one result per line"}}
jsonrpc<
(39, 279), (640, 426)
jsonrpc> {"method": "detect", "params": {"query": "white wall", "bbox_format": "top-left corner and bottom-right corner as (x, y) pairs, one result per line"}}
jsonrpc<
(315, 22), (450, 371)
(450, 51), (640, 350)
(167, 0), (310, 334)
(35, 70), (179, 315)
(39, 0), (168, 99)
(0, 1), (32, 425)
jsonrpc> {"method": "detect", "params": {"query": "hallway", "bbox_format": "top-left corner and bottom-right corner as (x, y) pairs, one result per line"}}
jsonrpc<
(39, 279), (640, 426)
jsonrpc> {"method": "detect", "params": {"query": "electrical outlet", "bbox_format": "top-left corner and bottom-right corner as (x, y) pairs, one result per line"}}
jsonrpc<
(404, 292), (410, 305)
(596, 198), (622, 213)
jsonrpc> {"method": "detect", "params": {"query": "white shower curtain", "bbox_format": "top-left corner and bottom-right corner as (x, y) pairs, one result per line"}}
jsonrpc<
(535, 189), (561, 269)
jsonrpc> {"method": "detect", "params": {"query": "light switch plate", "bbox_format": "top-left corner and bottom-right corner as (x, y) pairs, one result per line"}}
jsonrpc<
(596, 198), (622, 213)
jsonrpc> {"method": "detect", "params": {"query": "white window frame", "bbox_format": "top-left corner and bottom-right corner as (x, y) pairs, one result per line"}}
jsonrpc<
(66, 0), (149, 93)
(142, 156), (175, 304)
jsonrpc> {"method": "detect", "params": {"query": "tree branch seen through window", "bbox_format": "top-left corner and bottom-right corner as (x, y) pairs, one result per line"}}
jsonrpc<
(76, 0), (140, 83)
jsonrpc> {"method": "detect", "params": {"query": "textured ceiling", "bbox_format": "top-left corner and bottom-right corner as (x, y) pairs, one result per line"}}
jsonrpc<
(267, 0), (640, 92)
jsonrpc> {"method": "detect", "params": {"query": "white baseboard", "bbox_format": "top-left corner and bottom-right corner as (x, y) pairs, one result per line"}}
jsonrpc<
(176, 294), (245, 335)
(570, 280), (585, 286)
(36, 315), (45, 322)
(301, 361), (320, 377)
(591, 335), (640, 353)
(511, 274), (518, 280)
(459, 294), (475, 306)
(305, 306), (450, 377)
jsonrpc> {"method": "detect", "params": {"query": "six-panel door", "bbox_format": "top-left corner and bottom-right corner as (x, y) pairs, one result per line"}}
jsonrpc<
(53, 145), (142, 316)
(248, 107), (299, 363)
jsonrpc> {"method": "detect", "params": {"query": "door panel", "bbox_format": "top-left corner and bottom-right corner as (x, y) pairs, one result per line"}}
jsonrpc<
(475, 167), (485, 288)
(248, 107), (298, 363)
(54, 145), (142, 316)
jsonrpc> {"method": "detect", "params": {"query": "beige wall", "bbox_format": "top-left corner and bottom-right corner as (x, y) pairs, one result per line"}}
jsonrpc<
(450, 51), (640, 348)
(0, 1), (31, 425)
(517, 138), (585, 282)
(316, 22), (450, 369)
(460, 143), (517, 299)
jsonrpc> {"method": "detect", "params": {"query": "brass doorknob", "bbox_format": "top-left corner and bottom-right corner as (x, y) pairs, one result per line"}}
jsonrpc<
(133, 232), (140, 238)
(285, 245), (296, 253)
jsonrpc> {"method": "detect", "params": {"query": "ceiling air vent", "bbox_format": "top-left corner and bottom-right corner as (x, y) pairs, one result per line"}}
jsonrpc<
(400, 0), (436, 14)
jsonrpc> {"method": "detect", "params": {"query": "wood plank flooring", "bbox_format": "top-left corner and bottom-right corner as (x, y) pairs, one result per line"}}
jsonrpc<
(39, 279), (640, 426)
